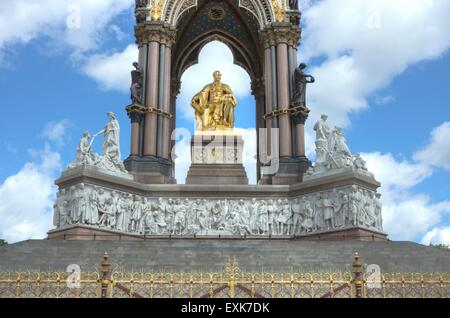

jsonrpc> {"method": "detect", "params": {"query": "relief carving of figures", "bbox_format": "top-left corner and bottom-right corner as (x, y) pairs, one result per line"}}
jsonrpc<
(130, 196), (143, 233)
(302, 201), (315, 233)
(335, 191), (348, 228)
(256, 200), (269, 235)
(153, 200), (168, 234)
(211, 200), (225, 231)
(115, 193), (128, 231)
(375, 194), (383, 230)
(233, 200), (252, 235)
(267, 200), (277, 235)
(54, 184), (384, 237)
(82, 186), (99, 226)
(322, 195), (334, 230)
(314, 194), (324, 231)
(68, 184), (85, 225)
(53, 189), (67, 228)
(276, 199), (292, 235)
(249, 198), (259, 234)
(291, 198), (303, 235)
(173, 199), (187, 235)
(197, 199), (211, 234)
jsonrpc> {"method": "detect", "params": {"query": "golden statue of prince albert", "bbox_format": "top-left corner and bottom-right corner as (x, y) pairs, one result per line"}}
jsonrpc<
(191, 71), (238, 131)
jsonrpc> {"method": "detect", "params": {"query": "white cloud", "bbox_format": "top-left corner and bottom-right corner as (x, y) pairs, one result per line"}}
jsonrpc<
(382, 196), (450, 241)
(421, 226), (450, 246)
(178, 41), (252, 120)
(302, 0), (450, 127)
(0, 144), (61, 243)
(362, 152), (432, 199)
(0, 0), (133, 64)
(361, 151), (450, 241)
(42, 119), (71, 145)
(82, 44), (138, 92)
(414, 121), (450, 171)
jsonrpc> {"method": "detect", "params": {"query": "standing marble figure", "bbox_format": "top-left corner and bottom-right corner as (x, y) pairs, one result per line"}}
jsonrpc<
(292, 63), (315, 107)
(95, 112), (127, 173)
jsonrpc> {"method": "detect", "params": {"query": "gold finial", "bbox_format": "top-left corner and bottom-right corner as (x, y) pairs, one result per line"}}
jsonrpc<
(150, 0), (164, 21)
(272, 0), (286, 23)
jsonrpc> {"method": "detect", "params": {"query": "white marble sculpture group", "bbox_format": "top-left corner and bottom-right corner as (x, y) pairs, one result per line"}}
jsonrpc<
(53, 184), (383, 236)
(308, 114), (369, 176)
(68, 112), (128, 175)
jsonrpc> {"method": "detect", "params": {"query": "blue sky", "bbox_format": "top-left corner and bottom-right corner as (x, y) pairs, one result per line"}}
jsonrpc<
(0, 0), (449, 245)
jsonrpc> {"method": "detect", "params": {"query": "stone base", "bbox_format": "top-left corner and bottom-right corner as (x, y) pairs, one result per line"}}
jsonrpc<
(271, 156), (312, 185)
(297, 227), (388, 241)
(186, 131), (249, 185)
(47, 225), (144, 241)
(124, 155), (176, 184)
(48, 225), (387, 242)
(186, 164), (249, 185)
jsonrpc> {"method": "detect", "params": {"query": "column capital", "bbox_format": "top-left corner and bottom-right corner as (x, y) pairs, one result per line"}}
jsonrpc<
(135, 22), (176, 47)
(291, 107), (310, 126)
(261, 24), (301, 48)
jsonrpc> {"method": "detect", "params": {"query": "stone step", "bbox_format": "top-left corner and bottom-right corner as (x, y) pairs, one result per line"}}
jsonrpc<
(1, 240), (449, 272)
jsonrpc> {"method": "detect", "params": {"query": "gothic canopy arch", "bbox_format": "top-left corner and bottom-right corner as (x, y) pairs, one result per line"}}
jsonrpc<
(162, 0), (277, 29)
(171, 0), (264, 81)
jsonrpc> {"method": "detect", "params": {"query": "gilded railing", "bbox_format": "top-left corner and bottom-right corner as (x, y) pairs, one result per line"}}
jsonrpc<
(0, 272), (101, 298)
(363, 272), (449, 298)
(0, 254), (448, 298)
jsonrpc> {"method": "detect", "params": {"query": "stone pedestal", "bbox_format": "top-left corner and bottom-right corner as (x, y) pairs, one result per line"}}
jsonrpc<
(124, 155), (176, 184)
(186, 131), (249, 185)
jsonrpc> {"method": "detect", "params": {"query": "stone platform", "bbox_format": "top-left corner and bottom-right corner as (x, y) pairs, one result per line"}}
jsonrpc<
(186, 131), (248, 185)
(1, 240), (449, 272)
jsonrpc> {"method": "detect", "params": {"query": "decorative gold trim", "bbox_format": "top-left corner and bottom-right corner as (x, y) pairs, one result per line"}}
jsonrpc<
(151, 0), (165, 21)
(272, 0), (286, 23)
(264, 105), (310, 120)
(126, 104), (173, 119)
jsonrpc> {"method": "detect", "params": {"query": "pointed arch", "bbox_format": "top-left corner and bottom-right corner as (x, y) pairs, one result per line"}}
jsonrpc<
(162, 0), (276, 28)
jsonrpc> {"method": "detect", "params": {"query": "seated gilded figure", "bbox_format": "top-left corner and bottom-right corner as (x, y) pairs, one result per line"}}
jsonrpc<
(191, 71), (238, 131)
